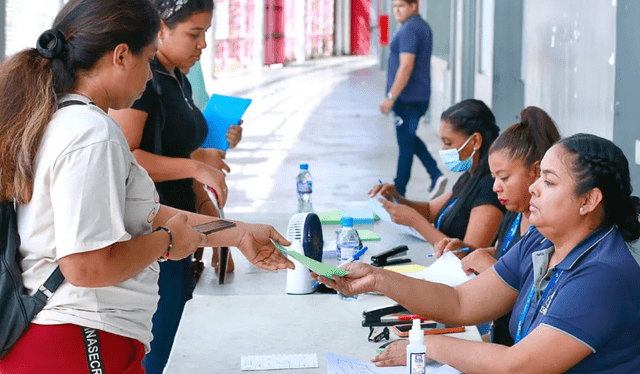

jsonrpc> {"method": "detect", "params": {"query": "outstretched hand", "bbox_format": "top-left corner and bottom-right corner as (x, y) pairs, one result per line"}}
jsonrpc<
(235, 222), (294, 270)
(311, 262), (378, 296)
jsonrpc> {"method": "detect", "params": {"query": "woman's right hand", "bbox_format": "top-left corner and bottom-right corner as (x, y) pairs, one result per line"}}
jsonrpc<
(434, 238), (468, 258)
(194, 161), (228, 208)
(311, 262), (379, 296)
(368, 183), (400, 202)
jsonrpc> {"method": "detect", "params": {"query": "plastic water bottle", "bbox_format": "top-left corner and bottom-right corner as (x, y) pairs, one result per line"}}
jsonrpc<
(406, 319), (426, 374)
(336, 216), (360, 300)
(296, 164), (313, 213)
(390, 110), (404, 126)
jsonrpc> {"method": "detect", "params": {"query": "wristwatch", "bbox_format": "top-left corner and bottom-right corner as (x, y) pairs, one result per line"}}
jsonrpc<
(386, 92), (396, 101)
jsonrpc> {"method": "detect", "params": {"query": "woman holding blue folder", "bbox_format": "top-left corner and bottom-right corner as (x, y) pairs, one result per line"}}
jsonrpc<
(109, 1), (238, 373)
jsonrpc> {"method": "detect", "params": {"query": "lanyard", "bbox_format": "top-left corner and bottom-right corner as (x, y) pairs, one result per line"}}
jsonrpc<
(436, 199), (458, 230)
(500, 213), (523, 257)
(514, 270), (563, 343)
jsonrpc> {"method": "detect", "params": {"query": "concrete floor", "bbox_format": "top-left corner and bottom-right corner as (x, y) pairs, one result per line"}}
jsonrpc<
(210, 55), (459, 217)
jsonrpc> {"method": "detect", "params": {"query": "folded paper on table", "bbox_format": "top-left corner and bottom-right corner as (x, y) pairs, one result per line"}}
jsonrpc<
(318, 210), (343, 225)
(342, 209), (374, 224)
(326, 352), (452, 374)
(367, 195), (426, 241)
(201, 94), (252, 151)
(406, 252), (475, 287)
(357, 229), (381, 241)
(319, 209), (376, 225)
(385, 264), (426, 274)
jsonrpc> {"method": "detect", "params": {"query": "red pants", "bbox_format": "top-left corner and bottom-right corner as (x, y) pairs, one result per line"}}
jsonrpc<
(0, 324), (145, 374)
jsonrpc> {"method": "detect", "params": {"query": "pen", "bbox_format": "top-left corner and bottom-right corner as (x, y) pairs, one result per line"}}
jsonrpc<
(380, 315), (428, 322)
(313, 246), (369, 288)
(426, 247), (471, 258)
(377, 179), (399, 203)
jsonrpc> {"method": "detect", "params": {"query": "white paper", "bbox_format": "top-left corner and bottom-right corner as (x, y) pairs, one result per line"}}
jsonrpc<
(407, 252), (475, 287)
(429, 364), (463, 373)
(240, 353), (318, 371)
(367, 196), (426, 241)
(326, 352), (457, 374)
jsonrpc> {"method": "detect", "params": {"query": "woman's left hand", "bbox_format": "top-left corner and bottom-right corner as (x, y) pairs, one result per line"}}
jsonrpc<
(234, 222), (294, 270)
(460, 248), (497, 275)
(226, 123), (243, 149)
(192, 148), (230, 173)
(371, 339), (410, 366)
(380, 199), (421, 227)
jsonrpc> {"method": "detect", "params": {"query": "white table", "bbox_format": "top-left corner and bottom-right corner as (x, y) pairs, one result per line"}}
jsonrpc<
(194, 213), (438, 297)
(163, 294), (480, 374)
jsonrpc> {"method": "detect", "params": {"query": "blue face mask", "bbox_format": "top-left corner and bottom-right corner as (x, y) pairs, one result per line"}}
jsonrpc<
(438, 136), (476, 172)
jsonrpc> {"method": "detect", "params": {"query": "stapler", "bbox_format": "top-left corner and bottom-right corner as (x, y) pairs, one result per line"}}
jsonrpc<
(362, 303), (409, 327)
(370, 245), (411, 266)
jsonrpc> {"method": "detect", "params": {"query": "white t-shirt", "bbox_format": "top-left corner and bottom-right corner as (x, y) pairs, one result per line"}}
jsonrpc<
(18, 94), (160, 351)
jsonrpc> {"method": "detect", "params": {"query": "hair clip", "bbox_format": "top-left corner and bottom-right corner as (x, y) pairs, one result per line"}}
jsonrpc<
(159, 0), (188, 20)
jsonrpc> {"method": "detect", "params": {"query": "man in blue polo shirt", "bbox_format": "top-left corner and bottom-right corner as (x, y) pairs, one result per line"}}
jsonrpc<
(381, 0), (446, 199)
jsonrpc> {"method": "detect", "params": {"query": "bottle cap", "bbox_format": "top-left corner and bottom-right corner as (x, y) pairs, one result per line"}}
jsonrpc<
(340, 216), (354, 227)
(300, 164), (309, 170)
(409, 318), (422, 343)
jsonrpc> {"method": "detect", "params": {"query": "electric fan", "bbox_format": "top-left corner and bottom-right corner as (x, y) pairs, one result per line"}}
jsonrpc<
(285, 212), (324, 294)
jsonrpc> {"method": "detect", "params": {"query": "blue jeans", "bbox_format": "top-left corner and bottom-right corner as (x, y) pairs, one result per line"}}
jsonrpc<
(392, 101), (441, 196)
(143, 256), (194, 374)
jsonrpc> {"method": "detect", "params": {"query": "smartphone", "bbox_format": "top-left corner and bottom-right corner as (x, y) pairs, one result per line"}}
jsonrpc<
(392, 322), (465, 337)
(193, 220), (236, 235)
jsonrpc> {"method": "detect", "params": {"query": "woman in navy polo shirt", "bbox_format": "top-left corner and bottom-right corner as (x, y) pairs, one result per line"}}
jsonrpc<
(317, 133), (640, 373)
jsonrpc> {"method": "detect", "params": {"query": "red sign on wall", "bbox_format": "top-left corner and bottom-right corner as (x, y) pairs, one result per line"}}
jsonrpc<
(379, 14), (389, 46)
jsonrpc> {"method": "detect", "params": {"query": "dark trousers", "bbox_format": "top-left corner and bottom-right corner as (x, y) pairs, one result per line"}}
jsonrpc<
(142, 256), (193, 374)
(392, 101), (441, 196)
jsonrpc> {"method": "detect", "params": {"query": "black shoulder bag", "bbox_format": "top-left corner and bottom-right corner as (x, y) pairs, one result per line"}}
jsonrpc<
(0, 201), (64, 358)
(0, 100), (93, 358)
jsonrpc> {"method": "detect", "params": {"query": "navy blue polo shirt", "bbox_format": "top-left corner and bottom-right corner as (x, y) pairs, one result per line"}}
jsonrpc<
(387, 14), (432, 102)
(494, 226), (640, 372)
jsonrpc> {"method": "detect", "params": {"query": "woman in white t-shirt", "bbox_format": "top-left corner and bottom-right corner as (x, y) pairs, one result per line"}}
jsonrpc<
(0, 1), (292, 373)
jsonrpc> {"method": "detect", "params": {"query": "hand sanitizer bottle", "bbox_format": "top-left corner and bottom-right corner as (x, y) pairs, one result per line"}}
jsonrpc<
(406, 319), (426, 374)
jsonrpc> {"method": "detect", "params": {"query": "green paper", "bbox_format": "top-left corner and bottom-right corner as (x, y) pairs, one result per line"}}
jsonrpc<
(273, 242), (350, 278)
(357, 229), (381, 241)
(318, 210), (343, 225)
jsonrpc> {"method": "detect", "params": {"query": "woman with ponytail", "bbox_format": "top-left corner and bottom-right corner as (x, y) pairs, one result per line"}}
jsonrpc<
(317, 133), (640, 373)
(0, 1), (292, 372)
(435, 106), (561, 346)
(370, 99), (504, 248)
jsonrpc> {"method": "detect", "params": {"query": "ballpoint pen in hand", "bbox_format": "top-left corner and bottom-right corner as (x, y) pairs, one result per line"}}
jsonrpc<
(313, 246), (369, 288)
(426, 247), (471, 258)
(377, 179), (399, 203)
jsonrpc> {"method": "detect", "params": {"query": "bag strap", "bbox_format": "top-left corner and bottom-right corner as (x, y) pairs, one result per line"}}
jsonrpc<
(57, 100), (93, 109)
(33, 266), (65, 304)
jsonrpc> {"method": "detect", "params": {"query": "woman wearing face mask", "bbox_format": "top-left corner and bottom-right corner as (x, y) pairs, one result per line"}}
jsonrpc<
(318, 133), (640, 373)
(109, 1), (231, 373)
(370, 99), (504, 247)
(435, 106), (561, 346)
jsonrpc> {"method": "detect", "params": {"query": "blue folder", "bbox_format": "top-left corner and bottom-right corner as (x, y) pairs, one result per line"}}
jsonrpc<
(201, 94), (252, 151)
